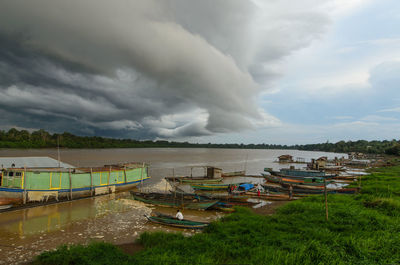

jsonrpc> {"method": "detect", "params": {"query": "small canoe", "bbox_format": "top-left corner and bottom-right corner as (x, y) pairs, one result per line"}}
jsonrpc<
(165, 176), (223, 183)
(130, 191), (219, 210)
(263, 174), (328, 187)
(191, 183), (231, 191)
(145, 212), (209, 229)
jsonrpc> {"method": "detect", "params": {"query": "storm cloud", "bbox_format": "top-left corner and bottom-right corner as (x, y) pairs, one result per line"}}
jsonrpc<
(0, 0), (331, 139)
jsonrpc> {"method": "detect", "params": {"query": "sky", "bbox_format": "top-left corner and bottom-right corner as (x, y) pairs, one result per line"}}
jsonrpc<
(0, 0), (399, 144)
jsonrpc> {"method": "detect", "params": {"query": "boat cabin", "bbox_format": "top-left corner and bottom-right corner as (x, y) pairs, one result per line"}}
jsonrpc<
(206, 167), (222, 179)
(278, 155), (293, 163)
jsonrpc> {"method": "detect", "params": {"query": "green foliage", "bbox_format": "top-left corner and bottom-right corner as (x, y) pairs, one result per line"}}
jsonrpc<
(1, 128), (399, 154)
(32, 242), (132, 265)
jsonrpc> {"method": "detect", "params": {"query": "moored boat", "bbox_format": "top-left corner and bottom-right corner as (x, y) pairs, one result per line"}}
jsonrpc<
(190, 183), (235, 191)
(130, 191), (219, 210)
(263, 174), (327, 186)
(165, 176), (223, 183)
(264, 167), (335, 179)
(145, 212), (210, 229)
(0, 162), (150, 209)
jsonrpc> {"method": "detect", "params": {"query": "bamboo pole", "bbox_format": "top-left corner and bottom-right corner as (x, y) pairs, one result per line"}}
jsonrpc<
(23, 166), (27, 204)
(324, 178), (328, 221)
(90, 168), (93, 196)
(69, 168), (72, 200)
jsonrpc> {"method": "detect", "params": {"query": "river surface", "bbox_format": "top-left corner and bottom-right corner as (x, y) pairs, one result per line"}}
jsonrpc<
(0, 148), (345, 264)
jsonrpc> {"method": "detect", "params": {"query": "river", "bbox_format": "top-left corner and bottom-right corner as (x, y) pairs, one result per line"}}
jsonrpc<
(0, 148), (345, 264)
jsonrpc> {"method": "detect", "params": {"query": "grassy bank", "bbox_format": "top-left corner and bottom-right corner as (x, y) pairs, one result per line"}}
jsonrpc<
(34, 165), (400, 265)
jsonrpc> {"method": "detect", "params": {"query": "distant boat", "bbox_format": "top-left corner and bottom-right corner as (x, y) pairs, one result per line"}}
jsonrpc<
(145, 212), (210, 229)
(0, 162), (150, 209)
(130, 191), (219, 210)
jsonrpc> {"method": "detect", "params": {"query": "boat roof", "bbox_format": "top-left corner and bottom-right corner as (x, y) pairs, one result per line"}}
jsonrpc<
(0, 156), (75, 169)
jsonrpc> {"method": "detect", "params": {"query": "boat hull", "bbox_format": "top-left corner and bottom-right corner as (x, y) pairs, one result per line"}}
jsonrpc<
(131, 192), (219, 210)
(145, 213), (209, 229)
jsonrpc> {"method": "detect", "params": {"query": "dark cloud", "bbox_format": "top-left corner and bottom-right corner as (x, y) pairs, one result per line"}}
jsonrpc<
(0, 0), (332, 139)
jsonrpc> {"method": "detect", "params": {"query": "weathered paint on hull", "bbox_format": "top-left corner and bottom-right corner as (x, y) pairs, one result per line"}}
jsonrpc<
(0, 178), (149, 208)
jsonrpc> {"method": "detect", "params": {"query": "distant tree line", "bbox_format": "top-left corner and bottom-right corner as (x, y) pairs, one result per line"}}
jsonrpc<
(0, 128), (399, 155)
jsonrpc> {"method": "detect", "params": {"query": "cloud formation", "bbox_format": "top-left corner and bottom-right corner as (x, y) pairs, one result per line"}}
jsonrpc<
(0, 0), (332, 139)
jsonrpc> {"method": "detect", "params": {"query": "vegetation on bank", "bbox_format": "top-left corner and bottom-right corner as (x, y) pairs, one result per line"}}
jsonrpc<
(1, 128), (399, 155)
(34, 163), (400, 265)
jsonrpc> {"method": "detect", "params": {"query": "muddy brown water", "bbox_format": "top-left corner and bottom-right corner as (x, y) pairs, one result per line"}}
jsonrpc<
(0, 148), (344, 264)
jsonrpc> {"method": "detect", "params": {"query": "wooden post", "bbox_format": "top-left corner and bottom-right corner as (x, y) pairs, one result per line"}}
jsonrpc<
(173, 168), (176, 199)
(181, 191), (184, 209)
(324, 179), (328, 221)
(190, 167), (193, 178)
(68, 168), (73, 200)
(140, 163), (144, 192)
(90, 168), (93, 196)
(123, 166), (127, 184)
(358, 175), (362, 188)
(23, 166), (27, 204)
(289, 184), (293, 200)
(108, 165), (111, 186)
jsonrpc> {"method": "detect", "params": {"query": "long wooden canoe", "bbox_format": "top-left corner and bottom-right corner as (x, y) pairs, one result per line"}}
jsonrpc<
(130, 191), (219, 210)
(190, 183), (233, 191)
(145, 212), (209, 229)
(165, 176), (223, 184)
(263, 174), (327, 187)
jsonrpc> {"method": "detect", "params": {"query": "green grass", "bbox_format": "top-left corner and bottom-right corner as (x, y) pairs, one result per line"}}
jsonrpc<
(34, 165), (400, 265)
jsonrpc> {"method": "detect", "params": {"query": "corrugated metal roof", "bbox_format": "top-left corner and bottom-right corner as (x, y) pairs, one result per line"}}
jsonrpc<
(0, 157), (75, 168)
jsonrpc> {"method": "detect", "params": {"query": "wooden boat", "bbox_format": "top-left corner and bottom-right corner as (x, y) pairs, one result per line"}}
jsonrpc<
(170, 190), (252, 205)
(145, 212), (209, 229)
(130, 191), (219, 210)
(0, 163), (150, 208)
(190, 183), (236, 191)
(262, 183), (359, 195)
(263, 174), (327, 187)
(165, 176), (223, 184)
(264, 168), (335, 179)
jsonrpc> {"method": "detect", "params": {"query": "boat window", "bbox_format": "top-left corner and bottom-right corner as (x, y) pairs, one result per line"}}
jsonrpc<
(16, 172), (22, 177)
(8, 172), (14, 177)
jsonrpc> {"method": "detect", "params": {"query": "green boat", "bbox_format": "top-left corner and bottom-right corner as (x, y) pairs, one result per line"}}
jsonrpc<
(190, 183), (236, 191)
(165, 176), (223, 184)
(130, 191), (219, 210)
(145, 212), (210, 229)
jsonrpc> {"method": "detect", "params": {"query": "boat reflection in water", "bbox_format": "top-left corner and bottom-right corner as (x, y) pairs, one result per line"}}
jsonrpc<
(0, 193), (136, 237)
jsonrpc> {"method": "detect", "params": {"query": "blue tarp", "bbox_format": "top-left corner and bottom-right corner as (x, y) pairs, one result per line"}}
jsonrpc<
(238, 183), (254, 191)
